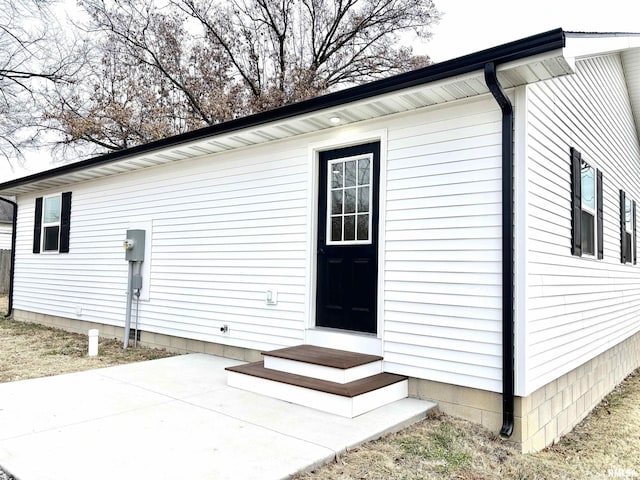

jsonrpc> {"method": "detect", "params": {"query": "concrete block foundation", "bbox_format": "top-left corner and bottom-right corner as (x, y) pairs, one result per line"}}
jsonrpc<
(410, 329), (640, 452)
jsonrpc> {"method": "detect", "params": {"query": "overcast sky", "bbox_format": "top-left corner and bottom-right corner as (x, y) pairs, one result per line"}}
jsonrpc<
(423, 0), (640, 61)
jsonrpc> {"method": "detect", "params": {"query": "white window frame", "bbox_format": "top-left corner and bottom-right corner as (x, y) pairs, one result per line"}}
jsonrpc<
(580, 160), (596, 257)
(326, 153), (374, 246)
(41, 193), (62, 253)
(625, 195), (635, 264)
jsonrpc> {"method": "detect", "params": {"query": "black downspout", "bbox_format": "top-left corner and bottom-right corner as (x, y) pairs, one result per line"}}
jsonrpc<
(0, 197), (17, 319)
(484, 62), (515, 438)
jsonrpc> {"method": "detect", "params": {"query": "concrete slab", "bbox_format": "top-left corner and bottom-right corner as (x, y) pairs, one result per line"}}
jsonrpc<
(0, 354), (436, 480)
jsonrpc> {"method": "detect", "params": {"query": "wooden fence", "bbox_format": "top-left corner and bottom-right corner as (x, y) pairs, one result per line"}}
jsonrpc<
(0, 249), (10, 295)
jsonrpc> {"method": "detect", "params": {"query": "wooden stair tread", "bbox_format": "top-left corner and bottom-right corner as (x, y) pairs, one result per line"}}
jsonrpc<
(226, 361), (406, 398)
(263, 345), (382, 369)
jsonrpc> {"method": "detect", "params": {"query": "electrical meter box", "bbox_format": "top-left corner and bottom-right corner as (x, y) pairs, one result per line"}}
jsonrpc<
(124, 229), (146, 262)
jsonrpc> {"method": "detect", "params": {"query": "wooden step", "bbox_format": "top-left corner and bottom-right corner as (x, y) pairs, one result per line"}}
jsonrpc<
(227, 361), (404, 397)
(262, 345), (383, 384)
(226, 361), (408, 418)
(264, 345), (382, 368)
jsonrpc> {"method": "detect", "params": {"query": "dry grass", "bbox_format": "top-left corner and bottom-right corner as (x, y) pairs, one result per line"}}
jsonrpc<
(294, 371), (640, 480)
(0, 298), (175, 383)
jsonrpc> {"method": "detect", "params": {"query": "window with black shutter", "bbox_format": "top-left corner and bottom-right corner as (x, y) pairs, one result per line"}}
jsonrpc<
(33, 192), (72, 254)
(571, 148), (603, 258)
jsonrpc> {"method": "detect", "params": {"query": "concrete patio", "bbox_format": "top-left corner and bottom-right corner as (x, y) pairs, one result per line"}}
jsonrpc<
(0, 354), (435, 480)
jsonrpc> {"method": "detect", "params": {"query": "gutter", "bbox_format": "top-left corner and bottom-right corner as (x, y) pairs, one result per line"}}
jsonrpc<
(0, 197), (17, 319)
(484, 62), (515, 438)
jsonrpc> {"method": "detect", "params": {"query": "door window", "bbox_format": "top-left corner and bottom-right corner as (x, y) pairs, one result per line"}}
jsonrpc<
(327, 154), (373, 244)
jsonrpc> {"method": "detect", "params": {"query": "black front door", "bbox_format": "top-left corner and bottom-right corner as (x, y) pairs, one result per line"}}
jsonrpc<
(316, 142), (380, 334)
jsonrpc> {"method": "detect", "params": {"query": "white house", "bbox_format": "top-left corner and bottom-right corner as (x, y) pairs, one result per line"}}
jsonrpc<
(1, 29), (640, 452)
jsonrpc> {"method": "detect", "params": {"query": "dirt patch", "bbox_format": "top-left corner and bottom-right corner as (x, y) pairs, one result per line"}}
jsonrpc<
(0, 307), (176, 383)
(294, 369), (640, 480)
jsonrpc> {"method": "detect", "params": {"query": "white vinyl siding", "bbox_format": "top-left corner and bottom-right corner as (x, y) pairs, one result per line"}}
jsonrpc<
(13, 146), (309, 352)
(525, 54), (640, 394)
(382, 97), (504, 392)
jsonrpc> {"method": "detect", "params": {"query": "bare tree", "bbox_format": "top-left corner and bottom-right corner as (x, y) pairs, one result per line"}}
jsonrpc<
(0, 0), (83, 171)
(177, 0), (438, 109)
(43, 0), (248, 152)
(44, 33), (243, 151)
(45, 0), (439, 154)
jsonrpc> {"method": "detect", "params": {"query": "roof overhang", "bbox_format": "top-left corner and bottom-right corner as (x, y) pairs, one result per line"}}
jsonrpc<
(564, 32), (640, 140)
(1, 28), (637, 197)
(564, 31), (640, 60)
(620, 47), (640, 142)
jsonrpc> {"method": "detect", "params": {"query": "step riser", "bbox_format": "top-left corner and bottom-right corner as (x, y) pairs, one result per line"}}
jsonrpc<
(306, 330), (382, 355)
(227, 371), (408, 418)
(263, 356), (383, 384)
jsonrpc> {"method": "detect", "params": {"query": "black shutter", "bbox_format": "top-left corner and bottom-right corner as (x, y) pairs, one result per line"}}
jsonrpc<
(33, 197), (43, 254)
(620, 189), (627, 263)
(59, 192), (72, 253)
(570, 148), (582, 256)
(633, 200), (637, 265)
(597, 170), (603, 259)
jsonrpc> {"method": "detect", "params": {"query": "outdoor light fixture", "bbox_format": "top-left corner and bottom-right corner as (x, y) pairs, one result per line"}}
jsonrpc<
(329, 116), (342, 125)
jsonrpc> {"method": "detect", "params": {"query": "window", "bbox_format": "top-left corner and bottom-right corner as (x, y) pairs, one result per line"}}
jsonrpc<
(570, 148), (603, 258)
(581, 160), (596, 255)
(620, 190), (636, 264)
(33, 192), (72, 254)
(327, 154), (373, 244)
(42, 195), (61, 251)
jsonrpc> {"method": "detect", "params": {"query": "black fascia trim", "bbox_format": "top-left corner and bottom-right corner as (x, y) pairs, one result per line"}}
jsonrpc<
(0, 28), (565, 193)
